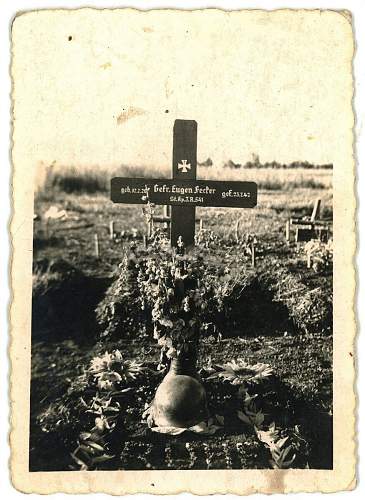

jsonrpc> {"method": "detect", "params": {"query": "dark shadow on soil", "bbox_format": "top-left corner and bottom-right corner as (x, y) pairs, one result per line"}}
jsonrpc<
(33, 236), (64, 251)
(32, 259), (113, 344)
(218, 278), (296, 338)
(257, 377), (333, 470)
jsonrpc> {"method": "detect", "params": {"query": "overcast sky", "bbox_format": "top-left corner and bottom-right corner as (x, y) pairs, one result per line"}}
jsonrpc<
(12, 9), (353, 170)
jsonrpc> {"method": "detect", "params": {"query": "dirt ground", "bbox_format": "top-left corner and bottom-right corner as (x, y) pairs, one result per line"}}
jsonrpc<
(30, 186), (333, 471)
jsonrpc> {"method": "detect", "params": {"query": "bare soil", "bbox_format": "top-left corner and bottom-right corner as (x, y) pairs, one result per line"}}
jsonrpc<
(30, 189), (333, 471)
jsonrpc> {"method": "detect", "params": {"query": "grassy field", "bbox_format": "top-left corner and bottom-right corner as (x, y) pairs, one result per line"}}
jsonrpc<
(35, 162), (332, 196)
(30, 165), (333, 471)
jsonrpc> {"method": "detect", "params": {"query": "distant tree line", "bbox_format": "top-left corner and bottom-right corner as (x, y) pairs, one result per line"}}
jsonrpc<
(224, 159), (333, 169)
(198, 157), (333, 170)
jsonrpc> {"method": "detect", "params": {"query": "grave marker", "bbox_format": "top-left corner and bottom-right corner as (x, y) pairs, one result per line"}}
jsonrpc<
(286, 198), (331, 243)
(171, 120), (197, 247)
(94, 233), (100, 258)
(111, 119), (257, 247)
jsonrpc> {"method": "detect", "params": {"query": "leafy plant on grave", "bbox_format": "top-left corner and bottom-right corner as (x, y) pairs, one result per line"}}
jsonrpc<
(95, 233), (265, 432)
(37, 349), (147, 470)
(262, 263), (332, 334)
(237, 388), (297, 469)
(137, 244), (207, 359)
(194, 227), (220, 248)
(89, 349), (144, 391)
(70, 402), (118, 470)
(304, 239), (333, 273)
(136, 241), (252, 431)
(256, 424), (297, 469)
(136, 242), (253, 360)
(97, 229), (255, 341)
(205, 359), (300, 469)
(95, 251), (151, 340)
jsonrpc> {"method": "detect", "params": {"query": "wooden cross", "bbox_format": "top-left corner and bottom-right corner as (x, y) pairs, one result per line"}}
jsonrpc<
(111, 119), (257, 247)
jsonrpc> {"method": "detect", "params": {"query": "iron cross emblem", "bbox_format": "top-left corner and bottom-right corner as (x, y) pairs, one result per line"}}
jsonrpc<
(177, 159), (191, 173)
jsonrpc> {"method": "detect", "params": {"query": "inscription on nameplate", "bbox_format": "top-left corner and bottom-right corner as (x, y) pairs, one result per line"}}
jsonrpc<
(111, 178), (257, 208)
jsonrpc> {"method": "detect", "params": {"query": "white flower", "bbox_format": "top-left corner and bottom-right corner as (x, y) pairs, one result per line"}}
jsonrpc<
(89, 352), (113, 374)
(256, 423), (280, 449)
(89, 350), (144, 388)
(113, 350), (123, 363)
(209, 359), (273, 385)
(96, 371), (122, 391)
(126, 360), (145, 380)
(94, 416), (111, 432)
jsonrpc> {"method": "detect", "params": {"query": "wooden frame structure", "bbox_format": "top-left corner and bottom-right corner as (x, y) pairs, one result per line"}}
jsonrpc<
(285, 198), (332, 243)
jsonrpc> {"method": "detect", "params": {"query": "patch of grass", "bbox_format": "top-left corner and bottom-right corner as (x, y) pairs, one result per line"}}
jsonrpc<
(198, 167), (330, 191)
(50, 168), (106, 194)
(35, 163), (332, 199)
(32, 259), (82, 296)
(258, 178), (325, 191)
(36, 163), (170, 198)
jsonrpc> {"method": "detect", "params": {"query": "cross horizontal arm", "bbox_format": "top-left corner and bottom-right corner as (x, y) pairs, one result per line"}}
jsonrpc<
(111, 177), (257, 209)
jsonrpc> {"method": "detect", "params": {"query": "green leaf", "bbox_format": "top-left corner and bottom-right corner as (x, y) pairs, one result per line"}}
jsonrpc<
(70, 453), (88, 468)
(79, 444), (96, 456)
(84, 440), (105, 452)
(215, 414), (225, 425)
(91, 454), (115, 464)
(276, 437), (289, 449)
(237, 411), (251, 425)
(282, 454), (296, 468)
(79, 432), (92, 441)
(281, 445), (293, 461)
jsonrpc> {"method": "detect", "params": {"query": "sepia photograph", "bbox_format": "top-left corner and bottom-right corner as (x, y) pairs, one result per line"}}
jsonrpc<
(9, 6), (355, 494)
(30, 123), (333, 472)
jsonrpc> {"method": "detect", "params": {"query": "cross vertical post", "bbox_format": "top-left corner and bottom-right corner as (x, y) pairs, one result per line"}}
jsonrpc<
(170, 119), (197, 248)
